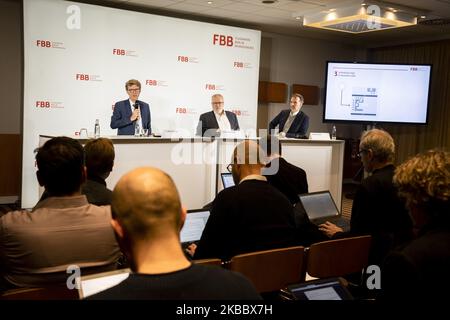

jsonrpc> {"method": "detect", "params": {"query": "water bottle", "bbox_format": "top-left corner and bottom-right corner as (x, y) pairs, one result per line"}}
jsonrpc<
(331, 125), (336, 140)
(94, 119), (100, 138)
(134, 122), (140, 137)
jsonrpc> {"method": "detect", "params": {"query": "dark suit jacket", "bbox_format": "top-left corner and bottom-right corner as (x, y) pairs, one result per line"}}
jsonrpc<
(194, 179), (298, 261)
(110, 99), (151, 135)
(382, 219), (450, 300)
(263, 157), (308, 205)
(269, 110), (309, 138)
(334, 164), (413, 265)
(81, 175), (112, 206)
(196, 111), (240, 137)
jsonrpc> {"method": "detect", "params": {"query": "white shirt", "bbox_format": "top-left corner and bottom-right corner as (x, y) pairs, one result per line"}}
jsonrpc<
(129, 99), (143, 131)
(214, 111), (231, 131)
(239, 174), (267, 184)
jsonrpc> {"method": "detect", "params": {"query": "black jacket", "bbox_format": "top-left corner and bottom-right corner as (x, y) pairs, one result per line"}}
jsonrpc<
(196, 111), (240, 137)
(269, 110), (309, 138)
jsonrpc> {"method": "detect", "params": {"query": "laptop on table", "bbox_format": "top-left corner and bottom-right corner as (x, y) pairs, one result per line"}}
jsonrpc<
(286, 277), (353, 300)
(180, 209), (210, 247)
(298, 191), (350, 231)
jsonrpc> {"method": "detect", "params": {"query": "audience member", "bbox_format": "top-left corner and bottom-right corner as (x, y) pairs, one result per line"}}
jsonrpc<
(319, 129), (413, 265)
(0, 137), (120, 290)
(82, 138), (115, 205)
(88, 167), (260, 300)
(382, 149), (449, 300)
(192, 140), (298, 261)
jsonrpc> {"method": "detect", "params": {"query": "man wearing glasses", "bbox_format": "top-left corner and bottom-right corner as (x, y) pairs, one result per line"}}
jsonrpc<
(195, 94), (240, 137)
(111, 79), (151, 135)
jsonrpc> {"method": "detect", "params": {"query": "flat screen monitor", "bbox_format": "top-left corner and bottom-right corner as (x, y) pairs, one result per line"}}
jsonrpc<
(323, 61), (432, 125)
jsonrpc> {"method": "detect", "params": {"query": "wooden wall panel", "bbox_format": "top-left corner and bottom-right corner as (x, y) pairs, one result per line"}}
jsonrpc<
(292, 84), (319, 105)
(0, 134), (21, 196)
(258, 81), (287, 103)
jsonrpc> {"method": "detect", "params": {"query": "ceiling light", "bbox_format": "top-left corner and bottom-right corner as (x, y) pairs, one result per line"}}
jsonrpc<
(295, 16), (302, 20)
(301, 2), (417, 34)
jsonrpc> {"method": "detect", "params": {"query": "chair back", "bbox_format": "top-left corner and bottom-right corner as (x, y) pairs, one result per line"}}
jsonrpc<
(1, 285), (78, 300)
(193, 258), (223, 266)
(228, 246), (305, 293)
(306, 235), (371, 279)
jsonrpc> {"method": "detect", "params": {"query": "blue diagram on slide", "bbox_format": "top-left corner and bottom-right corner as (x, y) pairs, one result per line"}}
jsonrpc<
(351, 87), (378, 116)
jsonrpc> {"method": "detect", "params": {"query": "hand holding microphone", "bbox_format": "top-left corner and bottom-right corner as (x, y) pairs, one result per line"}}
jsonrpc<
(131, 103), (140, 121)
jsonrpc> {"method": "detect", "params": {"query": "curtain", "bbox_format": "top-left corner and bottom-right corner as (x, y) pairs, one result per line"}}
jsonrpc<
(369, 40), (450, 164)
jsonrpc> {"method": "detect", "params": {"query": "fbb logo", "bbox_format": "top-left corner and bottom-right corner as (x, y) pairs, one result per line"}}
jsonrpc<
(76, 74), (89, 81)
(113, 48), (125, 55)
(231, 110), (242, 116)
(213, 34), (233, 46)
(205, 84), (216, 90)
(234, 62), (244, 68)
(146, 80), (157, 86)
(178, 56), (189, 62)
(176, 108), (187, 114)
(36, 40), (51, 48)
(36, 101), (50, 108)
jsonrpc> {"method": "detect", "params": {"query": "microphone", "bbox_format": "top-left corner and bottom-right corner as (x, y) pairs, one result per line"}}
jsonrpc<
(134, 102), (139, 110)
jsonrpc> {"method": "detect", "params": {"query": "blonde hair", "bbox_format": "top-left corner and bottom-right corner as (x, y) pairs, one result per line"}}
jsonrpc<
(125, 79), (141, 90)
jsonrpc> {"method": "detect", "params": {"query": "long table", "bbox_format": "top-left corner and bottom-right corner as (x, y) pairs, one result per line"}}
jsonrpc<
(38, 136), (344, 210)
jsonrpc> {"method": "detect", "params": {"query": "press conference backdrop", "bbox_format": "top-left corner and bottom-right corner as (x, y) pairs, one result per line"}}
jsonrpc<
(22, 0), (261, 208)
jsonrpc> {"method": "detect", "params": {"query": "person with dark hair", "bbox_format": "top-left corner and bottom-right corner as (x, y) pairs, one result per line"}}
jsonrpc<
(269, 93), (309, 138)
(319, 129), (413, 265)
(190, 140), (298, 261)
(82, 138), (115, 205)
(88, 167), (260, 300)
(0, 137), (120, 289)
(261, 135), (308, 204)
(382, 150), (450, 300)
(196, 94), (240, 137)
(111, 79), (151, 135)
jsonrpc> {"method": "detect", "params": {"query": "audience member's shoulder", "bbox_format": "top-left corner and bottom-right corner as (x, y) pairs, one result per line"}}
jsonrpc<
(86, 203), (113, 218)
(0, 209), (33, 226)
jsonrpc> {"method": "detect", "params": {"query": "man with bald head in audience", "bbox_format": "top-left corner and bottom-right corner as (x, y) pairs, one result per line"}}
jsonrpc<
(191, 140), (298, 261)
(89, 167), (260, 300)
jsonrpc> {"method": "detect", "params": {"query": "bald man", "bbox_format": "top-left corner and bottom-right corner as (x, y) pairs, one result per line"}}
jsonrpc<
(192, 140), (298, 261)
(88, 167), (260, 300)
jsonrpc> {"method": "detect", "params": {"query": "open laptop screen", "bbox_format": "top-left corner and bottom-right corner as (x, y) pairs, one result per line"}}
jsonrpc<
(221, 173), (235, 189)
(180, 209), (210, 244)
(287, 277), (353, 300)
(298, 191), (340, 220)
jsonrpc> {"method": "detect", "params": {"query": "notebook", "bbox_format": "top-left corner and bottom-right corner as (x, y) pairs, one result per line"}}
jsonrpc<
(221, 172), (235, 189)
(78, 268), (131, 299)
(286, 277), (353, 300)
(298, 191), (350, 231)
(180, 209), (210, 245)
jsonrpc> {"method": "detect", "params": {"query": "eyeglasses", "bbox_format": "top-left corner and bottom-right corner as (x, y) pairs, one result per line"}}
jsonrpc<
(212, 102), (224, 105)
(357, 149), (368, 158)
(226, 163), (233, 173)
(127, 88), (141, 93)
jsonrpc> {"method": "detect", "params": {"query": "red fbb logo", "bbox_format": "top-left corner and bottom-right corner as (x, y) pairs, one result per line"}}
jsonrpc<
(36, 101), (50, 108)
(76, 74), (89, 81)
(213, 34), (233, 46)
(113, 48), (126, 55)
(146, 80), (157, 86)
(232, 110), (242, 116)
(234, 62), (244, 68)
(205, 84), (216, 90)
(178, 56), (189, 62)
(36, 40), (51, 48)
(176, 108), (187, 114)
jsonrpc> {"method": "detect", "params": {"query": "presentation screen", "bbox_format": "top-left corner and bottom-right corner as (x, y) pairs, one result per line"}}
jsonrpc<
(323, 62), (432, 124)
(22, 0), (261, 208)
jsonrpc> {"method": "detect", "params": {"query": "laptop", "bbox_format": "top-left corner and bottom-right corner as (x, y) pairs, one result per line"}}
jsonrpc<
(298, 191), (350, 231)
(286, 277), (353, 300)
(180, 209), (210, 246)
(221, 172), (235, 189)
(78, 268), (131, 299)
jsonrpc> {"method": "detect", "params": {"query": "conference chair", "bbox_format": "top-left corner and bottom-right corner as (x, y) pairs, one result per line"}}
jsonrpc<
(1, 285), (79, 300)
(306, 235), (372, 280)
(193, 258), (223, 267)
(228, 246), (305, 293)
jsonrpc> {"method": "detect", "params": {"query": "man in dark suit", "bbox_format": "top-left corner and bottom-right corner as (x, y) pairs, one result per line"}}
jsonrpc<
(196, 94), (240, 137)
(319, 129), (413, 266)
(269, 93), (309, 138)
(190, 140), (298, 261)
(110, 79), (151, 135)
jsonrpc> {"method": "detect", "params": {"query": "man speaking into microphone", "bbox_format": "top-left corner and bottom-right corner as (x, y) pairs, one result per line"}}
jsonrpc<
(111, 79), (151, 135)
